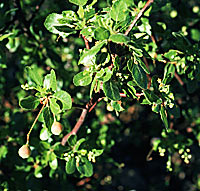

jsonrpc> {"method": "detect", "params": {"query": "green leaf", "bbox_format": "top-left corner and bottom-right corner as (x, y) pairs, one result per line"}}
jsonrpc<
(49, 152), (58, 170)
(103, 80), (121, 101)
(109, 33), (130, 44)
(44, 13), (77, 38)
(66, 157), (76, 174)
(73, 70), (93, 86)
(40, 128), (50, 141)
(19, 96), (40, 110)
(0, 33), (13, 41)
(132, 64), (147, 89)
(49, 158), (58, 170)
(68, 134), (77, 147)
(50, 69), (57, 91)
(69, 0), (88, 6)
(25, 66), (43, 86)
(92, 149), (104, 157)
(110, 0), (128, 22)
(76, 157), (93, 177)
(137, 58), (150, 74)
(49, 98), (61, 115)
(90, 76), (97, 98)
(43, 74), (51, 90)
(73, 138), (86, 151)
(94, 27), (110, 40)
(111, 101), (124, 112)
(143, 90), (159, 103)
(160, 105), (168, 130)
(98, 68), (112, 82)
(53, 90), (72, 110)
(79, 40), (106, 66)
(43, 107), (54, 129)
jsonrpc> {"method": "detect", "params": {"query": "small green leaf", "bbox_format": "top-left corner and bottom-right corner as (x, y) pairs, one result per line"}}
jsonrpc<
(109, 33), (130, 44)
(76, 157), (93, 177)
(68, 135), (77, 147)
(50, 69), (57, 91)
(66, 157), (76, 174)
(73, 70), (93, 86)
(90, 76), (97, 98)
(73, 138), (86, 151)
(49, 152), (58, 170)
(19, 96), (40, 110)
(92, 149), (104, 157)
(40, 128), (50, 141)
(132, 64), (147, 89)
(0, 33), (13, 41)
(94, 27), (110, 40)
(111, 101), (124, 112)
(49, 158), (58, 170)
(103, 80), (121, 101)
(160, 105), (168, 130)
(137, 58), (150, 74)
(143, 90), (159, 103)
(79, 40), (106, 66)
(53, 90), (72, 110)
(98, 68), (112, 82)
(69, 0), (88, 6)
(44, 13), (77, 38)
(110, 0), (128, 22)
(25, 66), (43, 86)
(49, 98), (61, 114)
(43, 107), (54, 129)
(43, 74), (51, 90)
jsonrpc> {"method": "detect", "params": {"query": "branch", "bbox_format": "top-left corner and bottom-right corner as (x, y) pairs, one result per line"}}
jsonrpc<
(125, 0), (154, 36)
(174, 72), (184, 86)
(82, 35), (90, 49)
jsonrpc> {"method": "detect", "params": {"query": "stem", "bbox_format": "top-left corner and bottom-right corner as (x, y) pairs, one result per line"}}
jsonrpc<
(26, 99), (47, 145)
(82, 35), (90, 49)
(125, 0), (154, 36)
(174, 72), (184, 86)
(61, 109), (87, 146)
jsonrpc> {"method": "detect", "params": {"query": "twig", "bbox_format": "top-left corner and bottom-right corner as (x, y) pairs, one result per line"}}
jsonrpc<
(125, 0), (154, 36)
(61, 109), (87, 146)
(143, 57), (152, 89)
(82, 35), (90, 49)
(26, 100), (47, 144)
(174, 72), (184, 86)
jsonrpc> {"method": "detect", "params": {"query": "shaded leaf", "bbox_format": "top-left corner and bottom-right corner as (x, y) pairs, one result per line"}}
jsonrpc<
(76, 157), (93, 177)
(132, 64), (147, 89)
(66, 157), (76, 174)
(94, 27), (110, 40)
(25, 66), (43, 86)
(43, 107), (54, 129)
(103, 80), (121, 101)
(50, 69), (57, 91)
(160, 105), (168, 130)
(53, 90), (72, 110)
(19, 96), (40, 110)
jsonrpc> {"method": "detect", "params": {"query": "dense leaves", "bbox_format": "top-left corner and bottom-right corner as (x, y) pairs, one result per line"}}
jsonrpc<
(1, 0), (200, 190)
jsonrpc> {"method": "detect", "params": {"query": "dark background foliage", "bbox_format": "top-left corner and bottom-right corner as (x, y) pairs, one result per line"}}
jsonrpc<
(0, 0), (200, 190)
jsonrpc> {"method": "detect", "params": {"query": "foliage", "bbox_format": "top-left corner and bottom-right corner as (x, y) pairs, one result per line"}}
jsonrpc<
(0, 0), (200, 190)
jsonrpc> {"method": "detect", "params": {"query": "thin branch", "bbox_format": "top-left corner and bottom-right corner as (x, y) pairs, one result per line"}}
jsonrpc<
(61, 109), (87, 146)
(125, 0), (154, 36)
(174, 72), (184, 86)
(82, 35), (90, 49)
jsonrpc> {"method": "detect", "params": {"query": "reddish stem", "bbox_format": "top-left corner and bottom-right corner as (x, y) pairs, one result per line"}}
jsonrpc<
(174, 72), (184, 86)
(82, 35), (90, 49)
(125, 0), (154, 36)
